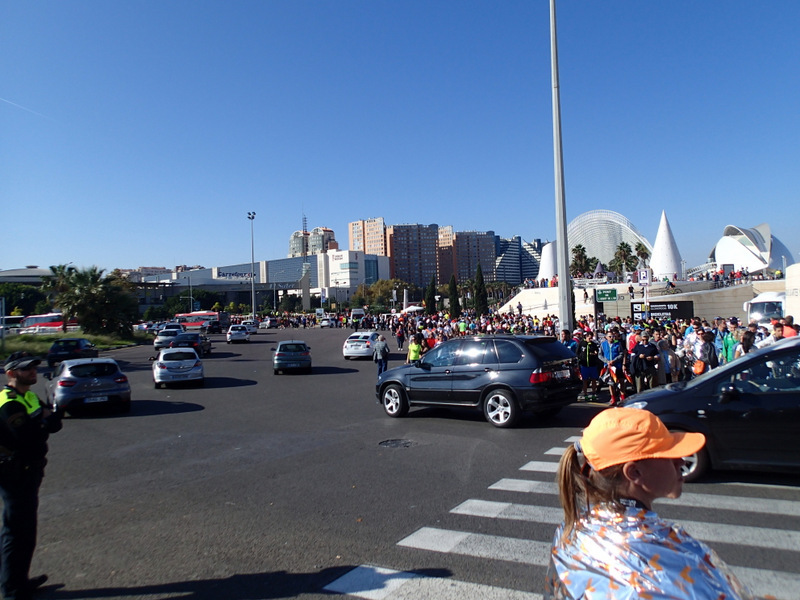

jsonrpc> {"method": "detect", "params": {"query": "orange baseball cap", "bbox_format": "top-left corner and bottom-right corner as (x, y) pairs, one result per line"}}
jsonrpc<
(580, 408), (705, 471)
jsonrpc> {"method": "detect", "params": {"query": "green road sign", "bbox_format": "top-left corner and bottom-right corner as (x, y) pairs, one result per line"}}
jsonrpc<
(596, 288), (617, 302)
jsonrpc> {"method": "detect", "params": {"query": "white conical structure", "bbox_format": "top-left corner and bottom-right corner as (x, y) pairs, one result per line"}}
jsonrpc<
(537, 241), (558, 281)
(650, 211), (683, 280)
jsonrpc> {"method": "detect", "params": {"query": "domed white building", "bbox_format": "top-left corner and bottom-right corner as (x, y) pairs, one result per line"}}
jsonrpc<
(708, 223), (794, 273)
(568, 210), (652, 266)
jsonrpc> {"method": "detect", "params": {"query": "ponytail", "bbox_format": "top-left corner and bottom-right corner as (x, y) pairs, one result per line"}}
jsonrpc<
(556, 443), (628, 542)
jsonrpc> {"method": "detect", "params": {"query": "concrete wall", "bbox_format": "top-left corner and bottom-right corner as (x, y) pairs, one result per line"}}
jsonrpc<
(503, 279), (789, 324)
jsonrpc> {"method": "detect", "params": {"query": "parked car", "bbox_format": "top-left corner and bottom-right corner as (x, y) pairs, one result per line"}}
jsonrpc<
(226, 324), (250, 344)
(376, 335), (581, 428)
(343, 331), (380, 359)
(272, 340), (312, 374)
(319, 318), (333, 328)
(43, 358), (130, 414)
(170, 332), (212, 357)
(162, 322), (185, 332)
(147, 322), (166, 335)
(46, 338), (99, 367)
(241, 320), (258, 334)
(623, 337), (800, 482)
(151, 348), (204, 388)
(153, 329), (182, 351)
(265, 317), (280, 329)
(200, 320), (222, 334)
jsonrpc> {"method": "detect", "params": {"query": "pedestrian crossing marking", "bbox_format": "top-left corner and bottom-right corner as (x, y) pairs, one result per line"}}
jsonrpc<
(398, 527), (552, 565)
(543, 447), (566, 456)
(397, 526), (800, 600)
(519, 461), (558, 473)
(452, 499), (800, 552)
(323, 565), (543, 600)
(490, 477), (800, 518)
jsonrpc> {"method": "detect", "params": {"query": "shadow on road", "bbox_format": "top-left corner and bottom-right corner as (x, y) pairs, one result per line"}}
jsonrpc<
(39, 566), (454, 599)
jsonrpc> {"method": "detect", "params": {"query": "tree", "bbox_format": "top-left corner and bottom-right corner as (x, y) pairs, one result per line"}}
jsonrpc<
(635, 242), (651, 268)
(42, 264), (77, 331)
(0, 283), (46, 316)
(474, 264), (489, 316)
(424, 276), (436, 315)
(448, 275), (461, 318)
(570, 244), (591, 277)
(608, 242), (639, 276)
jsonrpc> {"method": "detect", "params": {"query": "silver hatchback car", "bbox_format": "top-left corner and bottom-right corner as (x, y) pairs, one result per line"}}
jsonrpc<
(44, 358), (131, 415)
(152, 348), (205, 388)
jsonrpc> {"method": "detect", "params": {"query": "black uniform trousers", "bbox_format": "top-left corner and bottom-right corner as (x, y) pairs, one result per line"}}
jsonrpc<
(0, 464), (44, 600)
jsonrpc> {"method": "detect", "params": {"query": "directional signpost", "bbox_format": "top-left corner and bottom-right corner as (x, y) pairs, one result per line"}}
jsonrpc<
(596, 288), (617, 302)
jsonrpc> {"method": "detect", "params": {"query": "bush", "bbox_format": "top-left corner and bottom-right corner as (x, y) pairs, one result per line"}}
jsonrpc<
(1, 331), (150, 363)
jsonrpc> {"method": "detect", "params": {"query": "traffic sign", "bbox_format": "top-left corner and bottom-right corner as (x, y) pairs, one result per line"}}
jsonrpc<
(596, 288), (617, 302)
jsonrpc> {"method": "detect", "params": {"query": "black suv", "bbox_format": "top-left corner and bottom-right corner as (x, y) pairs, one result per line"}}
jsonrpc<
(376, 335), (581, 428)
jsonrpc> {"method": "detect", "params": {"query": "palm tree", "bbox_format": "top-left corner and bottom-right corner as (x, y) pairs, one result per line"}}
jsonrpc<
(608, 242), (638, 277)
(635, 242), (651, 268)
(42, 264), (76, 330)
(570, 244), (591, 277)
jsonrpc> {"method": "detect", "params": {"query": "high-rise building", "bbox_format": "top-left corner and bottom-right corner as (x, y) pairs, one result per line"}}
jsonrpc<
(437, 225), (455, 285)
(349, 217), (387, 255)
(288, 227), (337, 258)
(453, 230), (496, 283)
(386, 223), (439, 287)
(521, 239), (543, 281)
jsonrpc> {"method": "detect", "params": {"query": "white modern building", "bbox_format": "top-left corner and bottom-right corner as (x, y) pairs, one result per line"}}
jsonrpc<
(567, 210), (652, 266)
(708, 223), (795, 273)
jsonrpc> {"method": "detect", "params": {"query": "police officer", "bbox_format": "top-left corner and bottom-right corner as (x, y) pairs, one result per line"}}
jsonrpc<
(0, 351), (62, 599)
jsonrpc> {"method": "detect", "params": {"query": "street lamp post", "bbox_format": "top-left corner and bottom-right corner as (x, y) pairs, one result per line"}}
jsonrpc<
(247, 212), (256, 321)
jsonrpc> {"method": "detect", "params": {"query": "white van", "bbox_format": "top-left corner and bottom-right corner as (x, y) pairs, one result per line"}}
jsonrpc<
(349, 309), (366, 324)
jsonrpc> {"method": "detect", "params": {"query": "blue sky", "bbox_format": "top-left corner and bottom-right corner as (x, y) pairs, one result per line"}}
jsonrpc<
(2, 1), (798, 274)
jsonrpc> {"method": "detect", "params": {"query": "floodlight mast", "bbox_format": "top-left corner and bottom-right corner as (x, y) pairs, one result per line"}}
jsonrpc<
(550, 0), (573, 332)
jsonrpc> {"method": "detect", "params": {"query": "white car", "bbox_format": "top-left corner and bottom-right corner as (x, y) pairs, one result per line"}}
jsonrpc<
(319, 318), (333, 328)
(342, 331), (380, 359)
(152, 348), (204, 388)
(241, 320), (258, 334)
(227, 324), (251, 344)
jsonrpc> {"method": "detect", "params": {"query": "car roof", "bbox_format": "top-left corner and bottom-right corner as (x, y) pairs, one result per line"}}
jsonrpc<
(61, 357), (118, 367)
(278, 340), (307, 345)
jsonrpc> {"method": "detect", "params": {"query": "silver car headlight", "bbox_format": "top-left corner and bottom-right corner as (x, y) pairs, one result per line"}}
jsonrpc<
(625, 401), (648, 410)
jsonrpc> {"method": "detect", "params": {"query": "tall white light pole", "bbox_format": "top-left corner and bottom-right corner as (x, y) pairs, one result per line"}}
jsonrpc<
(248, 212), (256, 321)
(550, 0), (573, 332)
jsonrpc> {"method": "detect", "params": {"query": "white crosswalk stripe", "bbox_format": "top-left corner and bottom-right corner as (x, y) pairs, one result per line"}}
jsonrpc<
(325, 438), (800, 599)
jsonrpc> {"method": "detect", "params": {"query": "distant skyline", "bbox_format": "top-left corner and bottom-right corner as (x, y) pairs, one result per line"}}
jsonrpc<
(3, 1), (798, 273)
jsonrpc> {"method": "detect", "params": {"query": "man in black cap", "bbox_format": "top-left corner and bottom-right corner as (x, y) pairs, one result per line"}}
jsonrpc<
(0, 352), (62, 599)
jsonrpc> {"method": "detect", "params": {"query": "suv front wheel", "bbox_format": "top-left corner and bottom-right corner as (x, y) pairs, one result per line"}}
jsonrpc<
(483, 389), (518, 428)
(382, 384), (408, 418)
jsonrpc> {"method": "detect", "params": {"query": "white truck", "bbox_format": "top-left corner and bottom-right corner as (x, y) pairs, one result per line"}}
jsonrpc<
(743, 291), (785, 327)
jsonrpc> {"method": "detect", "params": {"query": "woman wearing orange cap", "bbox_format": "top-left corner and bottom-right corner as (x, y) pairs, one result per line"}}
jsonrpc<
(545, 408), (756, 599)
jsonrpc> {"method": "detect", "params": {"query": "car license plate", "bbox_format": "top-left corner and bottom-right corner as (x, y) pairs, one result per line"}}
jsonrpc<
(287, 363), (299, 368)
(173, 374), (188, 379)
(85, 396), (108, 403)
(555, 371), (569, 379)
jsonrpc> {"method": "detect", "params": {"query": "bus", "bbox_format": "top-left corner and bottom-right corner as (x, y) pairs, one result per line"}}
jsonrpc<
(20, 312), (79, 334)
(174, 311), (230, 331)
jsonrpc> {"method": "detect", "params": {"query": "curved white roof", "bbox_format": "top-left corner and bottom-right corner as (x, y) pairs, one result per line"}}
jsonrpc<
(568, 210), (652, 265)
(709, 223), (795, 272)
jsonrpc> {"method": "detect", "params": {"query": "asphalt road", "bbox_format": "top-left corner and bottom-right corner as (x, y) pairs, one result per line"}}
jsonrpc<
(27, 327), (800, 600)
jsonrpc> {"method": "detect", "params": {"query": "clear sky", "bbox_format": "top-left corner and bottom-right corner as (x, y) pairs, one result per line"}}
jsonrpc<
(2, 1), (798, 274)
